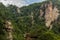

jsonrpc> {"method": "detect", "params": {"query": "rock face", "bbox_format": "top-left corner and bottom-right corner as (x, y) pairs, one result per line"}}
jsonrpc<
(5, 20), (13, 40)
(24, 33), (32, 40)
(40, 1), (59, 30)
(24, 33), (38, 40)
(17, 8), (20, 13)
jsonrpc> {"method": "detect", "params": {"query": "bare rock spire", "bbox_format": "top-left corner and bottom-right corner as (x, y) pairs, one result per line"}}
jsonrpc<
(45, 1), (59, 30)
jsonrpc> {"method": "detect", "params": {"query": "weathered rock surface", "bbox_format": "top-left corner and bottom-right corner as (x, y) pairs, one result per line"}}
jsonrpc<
(40, 1), (59, 30)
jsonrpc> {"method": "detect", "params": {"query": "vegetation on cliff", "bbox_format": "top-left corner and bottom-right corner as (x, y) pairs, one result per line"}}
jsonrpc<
(0, 0), (60, 40)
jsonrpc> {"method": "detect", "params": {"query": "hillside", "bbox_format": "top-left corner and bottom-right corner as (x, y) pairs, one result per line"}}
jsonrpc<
(0, 0), (60, 40)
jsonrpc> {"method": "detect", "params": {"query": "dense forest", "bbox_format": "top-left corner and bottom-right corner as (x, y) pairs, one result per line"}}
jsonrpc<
(0, 0), (60, 40)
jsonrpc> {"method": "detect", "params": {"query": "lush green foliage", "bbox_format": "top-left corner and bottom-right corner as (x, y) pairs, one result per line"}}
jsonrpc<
(0, 0), (60, 40)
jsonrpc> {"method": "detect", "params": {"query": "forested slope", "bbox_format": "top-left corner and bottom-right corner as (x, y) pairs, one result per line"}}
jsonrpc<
(0, 0), (60, 40)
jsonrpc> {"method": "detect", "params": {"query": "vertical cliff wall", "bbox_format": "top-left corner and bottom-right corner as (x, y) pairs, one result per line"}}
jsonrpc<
(40, 1), (59, 30)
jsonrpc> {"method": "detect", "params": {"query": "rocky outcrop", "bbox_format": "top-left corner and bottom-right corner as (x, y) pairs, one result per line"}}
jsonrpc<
(17, 8), (20, 13)
(5, 20), (13, 40)
(40, 1), (59, 30)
